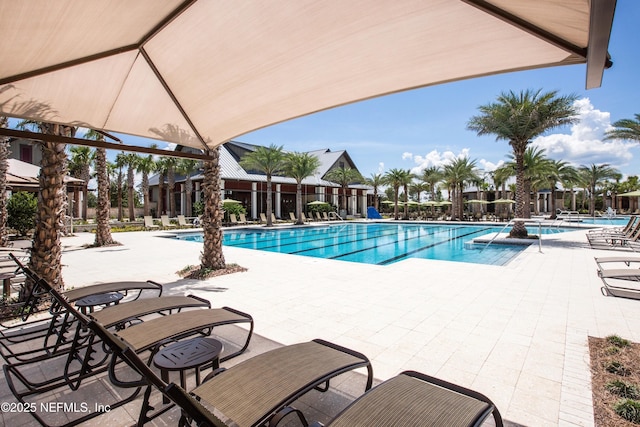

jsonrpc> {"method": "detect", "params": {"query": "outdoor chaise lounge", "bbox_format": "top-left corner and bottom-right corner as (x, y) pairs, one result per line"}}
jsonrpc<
(161, 215), (177, 229)
(238, 213), (249, 224)
(178, 214), (194, 228)
(310, 370), (503, 427)
(588, 221), (640, 251)
(595, 256), (640, 274)
(3, 275), (254, 427)
(144, 215), (160, 230)
(88, 318), (373, 427)
(599, 269), (640, 299)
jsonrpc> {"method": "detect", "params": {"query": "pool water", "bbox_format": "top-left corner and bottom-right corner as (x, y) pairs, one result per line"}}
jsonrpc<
(573, 217), (631, 226)
(176, 223), (570, 266)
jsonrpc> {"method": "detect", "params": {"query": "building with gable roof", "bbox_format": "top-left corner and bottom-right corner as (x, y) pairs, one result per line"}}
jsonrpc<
(149, 141), (371, 220)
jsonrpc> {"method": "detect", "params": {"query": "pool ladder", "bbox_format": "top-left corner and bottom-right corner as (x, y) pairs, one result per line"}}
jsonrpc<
(482, 218), (543, 253)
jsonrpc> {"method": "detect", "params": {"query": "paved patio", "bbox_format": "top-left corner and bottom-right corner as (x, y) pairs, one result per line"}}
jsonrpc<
(2, 222), (639, 426)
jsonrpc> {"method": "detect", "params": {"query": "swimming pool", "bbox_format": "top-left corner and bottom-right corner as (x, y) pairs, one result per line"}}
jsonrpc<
(176, 222), (571, 266)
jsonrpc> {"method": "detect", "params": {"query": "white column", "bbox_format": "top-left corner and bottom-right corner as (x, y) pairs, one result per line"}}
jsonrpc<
(360, 191), (367, 213)
(350, 189), (357, 215)
(275, 184), (281, 218)
(251, 182), (258, 219)
(220, 180), (225, 200)
(316, 186), (325, 202)
(332, 188), (339, 208)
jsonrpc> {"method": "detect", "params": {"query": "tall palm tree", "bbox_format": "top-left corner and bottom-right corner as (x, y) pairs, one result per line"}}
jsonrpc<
(121, 153), (138, 221)
(165, 157), (178, 218)
(136, 150), (156, 217)
(239, 144), (286, 227)
(200, 147), (226, 270)
(177, 158), (200, 217)
(579, 163), (620, 216)
(420, 166), (442, 201)
(605, 113), (640, 142)
(365, 173), (384, 211)
(113, 152), (127, 221)
(155, 157), (170, 216)
(283, 152), (321, 225)
(68, 145), (94, 221)
(18, 121), (74, 293)
(84, 130), (118, 247)
(442, 157), (479, 220)
(383, 168), (407, 220)
(399, 170), (415, 219)
(0, 116), (9, 246)
(503, 146), (552, 216)
(467, 89), (577, 237)
(545, 160), (578, 218)
(324, 167), (363, 216)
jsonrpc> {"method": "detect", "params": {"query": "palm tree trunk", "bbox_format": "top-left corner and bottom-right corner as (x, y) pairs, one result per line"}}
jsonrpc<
(142, 173), (150, 217)
(94, 147), (117, 247)
(201, 148), (225, 270)
(158, 172), (165, 215)
(296, 182), (303, 225)
(511, 149), (528, 237)
(168, 167), (176, 218)
(117, 169), (123, 221)
(28, 124), (70, 295)
(0, 136), (9, 247)
(266, 175), (273, 226)
(81, 167), (90, 221)
(185, 177), (193, 217)
(128, 167), (135, 220)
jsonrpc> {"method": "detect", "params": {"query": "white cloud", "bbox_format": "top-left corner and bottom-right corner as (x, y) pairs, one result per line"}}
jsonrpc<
(377, 162), (385, 174)
(401, 152), (413, 160)
(532, 98), (636, 168)
(406, 148), (504, 175)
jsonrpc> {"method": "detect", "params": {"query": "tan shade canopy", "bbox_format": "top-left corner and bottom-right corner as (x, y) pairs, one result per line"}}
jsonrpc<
(0, 0), (616, 150)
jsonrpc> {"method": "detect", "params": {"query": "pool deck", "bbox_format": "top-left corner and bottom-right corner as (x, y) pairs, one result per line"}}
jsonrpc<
(3, 222), (640, 426)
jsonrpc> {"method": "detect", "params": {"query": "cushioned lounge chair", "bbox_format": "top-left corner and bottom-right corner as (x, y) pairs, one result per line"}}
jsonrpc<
(311, 370), (503, 427)
(238, 213), (249, 224)
(595, 256), (640, 275)
(588, 222), (640, 251)
(289, 212), (297, 221)
(229, 213), (239, 225)
(88, 318), (372, 427)
(178, 215), (194, 228)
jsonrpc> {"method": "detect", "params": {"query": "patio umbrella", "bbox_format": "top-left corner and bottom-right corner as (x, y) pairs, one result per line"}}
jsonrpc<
(619, 190), (640, 197)
(465, 199), (489, 204)
(221, 199), (241, 204)
(436, 201), (453, 206)
(491, 199), (516, 204)
(381, 201), (395, 205)
(0, 1), (615, 151)
(307, 200), (329, 205)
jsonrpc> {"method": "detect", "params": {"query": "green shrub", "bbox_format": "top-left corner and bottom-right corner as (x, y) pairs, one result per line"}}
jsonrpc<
(606, 346), (621, 355)
(193, 201), (204, 216)
(607, 380), (640, 399)
(7, 191), (37, 236)
(614, 399), (640, 423)
(607, 335), (631, 348)
(606, 361), (631, 376)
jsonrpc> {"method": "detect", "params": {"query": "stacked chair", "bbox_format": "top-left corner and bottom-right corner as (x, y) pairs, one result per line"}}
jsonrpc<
(587, 216), (640, 251)
(595, 255), (640, 299)
(2, 253), (505, 427)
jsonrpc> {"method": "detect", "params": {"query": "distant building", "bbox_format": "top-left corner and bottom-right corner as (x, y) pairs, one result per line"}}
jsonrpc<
(149, 141), (371, 219)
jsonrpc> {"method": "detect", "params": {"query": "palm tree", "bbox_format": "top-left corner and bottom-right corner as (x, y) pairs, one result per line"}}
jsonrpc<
(467, 89), (577, 237)
(68, 145), (94, 221)
(545, 160), (578, 218)
(239, 144), (286, 227)
(113, 152), (127, 221)
(0, 116), (10, 246)
(200, 147), (226, 270)
(399, 170), (415, 219)
(136, 150), (156, 217)
(121, 153), (138, 221)
(605, 113), (640, 142)
(176, 158), (200, 217)
(155, 157), (170, 216)
(283, 152), (321, 225)
(165, 157), (178, 218)
(365, 173), (384, 211)
(420, 166), (442, 201)
(84, 130), (118, 247)
(579, 163), (620, 216)
(442, 157), (479, 220)
(503, 146), (552, 216)
(324, 167), (363, 216)
(18, 121), (74, 293)
(383, 168), (407, 220)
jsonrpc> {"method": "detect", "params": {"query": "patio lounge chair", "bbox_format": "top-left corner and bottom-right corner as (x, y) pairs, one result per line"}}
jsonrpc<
(178, 215), (194, 228)
(588, 221), (640, 250)
(595, 256), (640, 274)
(289, 212), (297, 221)
(322, 212), (330, 221)
(88, 318), (373, 427)
(310, 370), (503, 427)
(238, 213), (249, 224)
(144, 215), (160, 230)
(599, 270), (640, 299)
(260, 213), (268, 223)
(161, 215), (177, 229)
(4, 276), (254, 427)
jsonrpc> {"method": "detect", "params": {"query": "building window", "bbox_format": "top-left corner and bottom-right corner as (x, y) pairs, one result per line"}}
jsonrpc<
(339, 161), (345, 169)
(20, 144), (33, 163)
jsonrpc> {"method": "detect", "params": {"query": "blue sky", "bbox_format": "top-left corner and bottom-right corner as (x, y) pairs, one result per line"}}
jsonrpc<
(233, 0), (639, 179)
